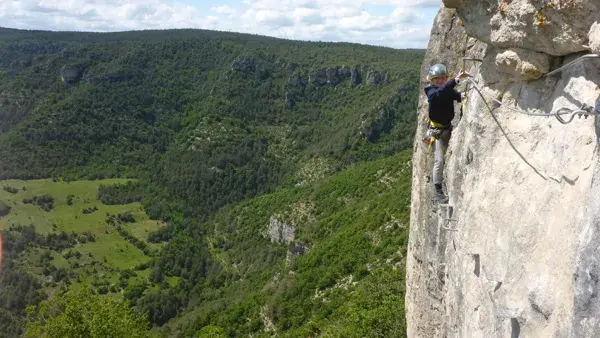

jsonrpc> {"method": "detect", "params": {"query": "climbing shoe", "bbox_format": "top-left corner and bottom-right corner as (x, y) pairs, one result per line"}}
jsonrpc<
(434, 189), (449, 204)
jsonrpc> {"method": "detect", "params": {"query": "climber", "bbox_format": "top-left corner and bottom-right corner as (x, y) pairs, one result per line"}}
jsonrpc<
(423, 63), (471, 203)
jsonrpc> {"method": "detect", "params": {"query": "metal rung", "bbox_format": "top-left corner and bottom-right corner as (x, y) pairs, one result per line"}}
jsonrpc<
(442, 218), (459, 231)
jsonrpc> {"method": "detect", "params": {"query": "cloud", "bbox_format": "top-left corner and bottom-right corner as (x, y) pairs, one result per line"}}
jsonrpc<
(0, 0), (208, 31)
(0, 0), (438, 48)
(234, 0), (437, 47)
(211, 5), (237, 16)
(242, 9), (295, 27)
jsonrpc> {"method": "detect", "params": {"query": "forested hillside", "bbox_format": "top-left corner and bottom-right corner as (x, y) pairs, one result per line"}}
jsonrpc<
(0, 26), (423, 337)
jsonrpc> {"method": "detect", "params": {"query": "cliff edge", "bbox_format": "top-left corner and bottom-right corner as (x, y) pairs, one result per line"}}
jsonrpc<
(406, 1), (600, 337)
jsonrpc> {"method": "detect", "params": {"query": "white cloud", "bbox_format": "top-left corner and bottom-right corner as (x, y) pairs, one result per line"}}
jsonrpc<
(0, 0), (439, 48)
(211, 4), (237, 16)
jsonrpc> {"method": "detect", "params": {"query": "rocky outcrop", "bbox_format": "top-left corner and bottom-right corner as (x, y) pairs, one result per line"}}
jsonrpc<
(286, 75), (307, 88)
(60, 64), (85, 84)
(360, 102), (395, 142)
(85, 76), (101, 85)
(443, 0), (600, 56)
(351, 67), (362, 86)
(340, 66), (352, 78)
(232, 55), (255, 72)
(494, 47), (551, 81)
(589, 22), (600, 54)
(325, 67), (342, 86)
(407, 2), (600, 338)
(268, 216), (295, 244)
(366, 70), (382, 85)
(309, 68), (329, 86)
(308, 66), (386, 87)
(232, 55), (267, 75)
(405, 8), (471, 336)
(309, 67), (344, 86)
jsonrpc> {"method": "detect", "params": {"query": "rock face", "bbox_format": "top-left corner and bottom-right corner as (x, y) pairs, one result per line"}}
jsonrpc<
(589, 22), (600, 54)
(443, 0), (600, 56)
(309, 68), (328, 86)
(309, 67), (348, 86)
(232, 55), (267, 75)
(366, 70), (382, 85)
(286, 75), (307, 88)
(308, 66), (382, 87)
(61, 64), (85, 84)
(406, 2), (600, 338)
(351, 67), (362, 85)
(361, 101), (396, 142)
(325, 67), (342, 86)
(494, 48), (551, 81)
(232, 55), (256, 72)
(268, 216), (295, 244)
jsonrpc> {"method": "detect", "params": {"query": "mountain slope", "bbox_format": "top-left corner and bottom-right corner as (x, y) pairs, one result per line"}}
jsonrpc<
(0, 27), (421, 178)
(149, 149), (412, 337)
(0, 26), (423, 222)
(0, 27), (423, 337)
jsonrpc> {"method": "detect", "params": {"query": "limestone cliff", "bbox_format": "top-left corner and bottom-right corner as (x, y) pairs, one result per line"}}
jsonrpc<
(406, 1), (600, 337)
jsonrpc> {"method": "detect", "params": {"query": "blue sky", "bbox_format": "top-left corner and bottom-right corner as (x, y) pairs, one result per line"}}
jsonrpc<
(0, 0), (441, 49)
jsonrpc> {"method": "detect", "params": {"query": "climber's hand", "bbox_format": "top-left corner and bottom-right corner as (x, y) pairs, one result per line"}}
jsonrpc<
(455, 69), (471, 80)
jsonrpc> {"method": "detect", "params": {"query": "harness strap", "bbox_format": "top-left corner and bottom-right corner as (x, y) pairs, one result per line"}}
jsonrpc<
(427, 135), (436, 153)
(429, 120), (450, 129)
(424, 120), (451, 153)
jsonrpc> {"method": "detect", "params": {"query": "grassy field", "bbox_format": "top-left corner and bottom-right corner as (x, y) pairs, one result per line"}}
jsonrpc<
(0, 178), (166, 294)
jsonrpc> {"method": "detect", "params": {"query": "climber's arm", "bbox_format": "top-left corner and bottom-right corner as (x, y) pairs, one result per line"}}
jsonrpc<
(425, 80), (458, 103)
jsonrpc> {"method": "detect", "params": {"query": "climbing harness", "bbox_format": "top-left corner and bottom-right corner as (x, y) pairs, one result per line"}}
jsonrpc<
(423, 120), (451, 153)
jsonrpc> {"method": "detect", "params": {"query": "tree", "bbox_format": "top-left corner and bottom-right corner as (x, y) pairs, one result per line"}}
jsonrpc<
(199, 325), (226, 337)
(24, 287), (152, 338)
(0, 200), (10, 217)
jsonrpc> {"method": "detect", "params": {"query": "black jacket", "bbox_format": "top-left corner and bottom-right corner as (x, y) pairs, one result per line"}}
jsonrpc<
(424, 78), (462, 126)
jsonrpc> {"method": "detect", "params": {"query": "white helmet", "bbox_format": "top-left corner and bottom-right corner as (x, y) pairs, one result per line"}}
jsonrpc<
(428, 64), (448, 80)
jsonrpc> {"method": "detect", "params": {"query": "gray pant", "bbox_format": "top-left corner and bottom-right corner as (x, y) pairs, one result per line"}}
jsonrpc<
(433, 129), (451, 185)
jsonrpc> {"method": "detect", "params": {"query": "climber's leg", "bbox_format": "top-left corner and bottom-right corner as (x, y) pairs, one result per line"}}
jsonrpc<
(433, 129), (451, 202)
(432, 129), (450, 186)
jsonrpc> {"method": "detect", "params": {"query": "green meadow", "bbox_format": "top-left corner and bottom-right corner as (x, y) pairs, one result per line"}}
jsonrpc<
(0, 179), (165, 294)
